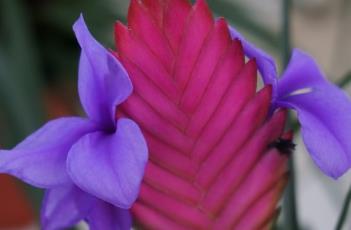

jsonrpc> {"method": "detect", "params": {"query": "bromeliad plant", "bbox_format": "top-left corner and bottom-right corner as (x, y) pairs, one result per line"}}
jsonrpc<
(1, 0), (351, 229)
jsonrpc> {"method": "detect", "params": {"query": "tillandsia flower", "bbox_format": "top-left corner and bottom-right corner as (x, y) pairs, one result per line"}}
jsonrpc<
(1, 0), (351, 229)
(0, 16), (147, 229)
(113, 0), (351, 229)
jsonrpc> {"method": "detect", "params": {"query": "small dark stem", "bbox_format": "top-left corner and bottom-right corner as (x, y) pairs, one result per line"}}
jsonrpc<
(281, 0), (299, 229)
(335, 185), (351, 230)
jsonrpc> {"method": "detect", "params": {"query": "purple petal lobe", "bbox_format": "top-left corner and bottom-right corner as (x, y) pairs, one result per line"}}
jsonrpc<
(41, 184), (94, 230)
(228, 25), (278, 87)
(73, 15), (132, 129)
(0, 117), (97, 188)
(86, 200), (131, 230)
(276, 49), (351, 178)
(67, 118), (148, 208)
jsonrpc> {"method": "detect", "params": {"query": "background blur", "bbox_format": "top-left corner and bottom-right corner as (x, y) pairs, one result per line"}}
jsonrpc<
(0, 0), (351, 229)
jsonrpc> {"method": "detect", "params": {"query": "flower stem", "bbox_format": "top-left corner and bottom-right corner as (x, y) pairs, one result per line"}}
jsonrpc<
(282, 0), (291, 66)
(335, 185), (351, 230)
(281, 0), (299, 229)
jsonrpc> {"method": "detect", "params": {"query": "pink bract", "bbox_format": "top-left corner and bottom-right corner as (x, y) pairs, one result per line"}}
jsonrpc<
(115, 0), (290, 229)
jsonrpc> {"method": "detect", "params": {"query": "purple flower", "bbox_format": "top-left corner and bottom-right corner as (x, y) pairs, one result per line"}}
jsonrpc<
(0, 15), (148, 229)
(230, 26), (351, 179)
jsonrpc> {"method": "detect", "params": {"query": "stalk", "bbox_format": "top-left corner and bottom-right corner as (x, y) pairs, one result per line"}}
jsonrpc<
(335, 185), (351, 230)
(282, 0), (299, 229)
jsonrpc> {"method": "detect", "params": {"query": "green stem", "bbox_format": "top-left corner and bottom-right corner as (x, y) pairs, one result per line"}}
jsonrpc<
(335, 185), (351, 230)
(282, 0), (291, 66)
(337, 71), (351, 88)
(281, 0), (299, 229)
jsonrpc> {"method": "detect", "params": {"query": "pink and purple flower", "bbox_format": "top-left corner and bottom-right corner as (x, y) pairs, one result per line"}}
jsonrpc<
(1, 0), (351, 229)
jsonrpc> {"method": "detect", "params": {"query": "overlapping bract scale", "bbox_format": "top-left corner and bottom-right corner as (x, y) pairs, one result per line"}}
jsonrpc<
(115, 0), (289, 229)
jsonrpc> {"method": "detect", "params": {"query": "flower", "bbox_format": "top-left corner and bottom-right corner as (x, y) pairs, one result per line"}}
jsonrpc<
(230, 26), (351, 179)
(0, 15), (148, 229)
(1, 0), (351, 229)
(113, 0), (351, 228)
(115, 0), (289, 228)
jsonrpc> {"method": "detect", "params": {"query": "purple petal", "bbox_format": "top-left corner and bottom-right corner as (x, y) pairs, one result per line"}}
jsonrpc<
(86, 200), (131, 230)
(41, 184), (94, 230)
(73, 15), (132, 129)
(0, 117), (97, 188)
(228, 25), (278, 87)
(276, 49), (351, 178)
(275, 49), (329, 97)
(67, 118), (148, 208)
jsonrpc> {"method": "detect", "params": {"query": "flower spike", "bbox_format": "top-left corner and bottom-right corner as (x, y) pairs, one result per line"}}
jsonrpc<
(116, 0), (289, 228)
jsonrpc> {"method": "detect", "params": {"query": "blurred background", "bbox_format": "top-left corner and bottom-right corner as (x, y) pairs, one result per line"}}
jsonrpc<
(0, 0), (351, 229)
